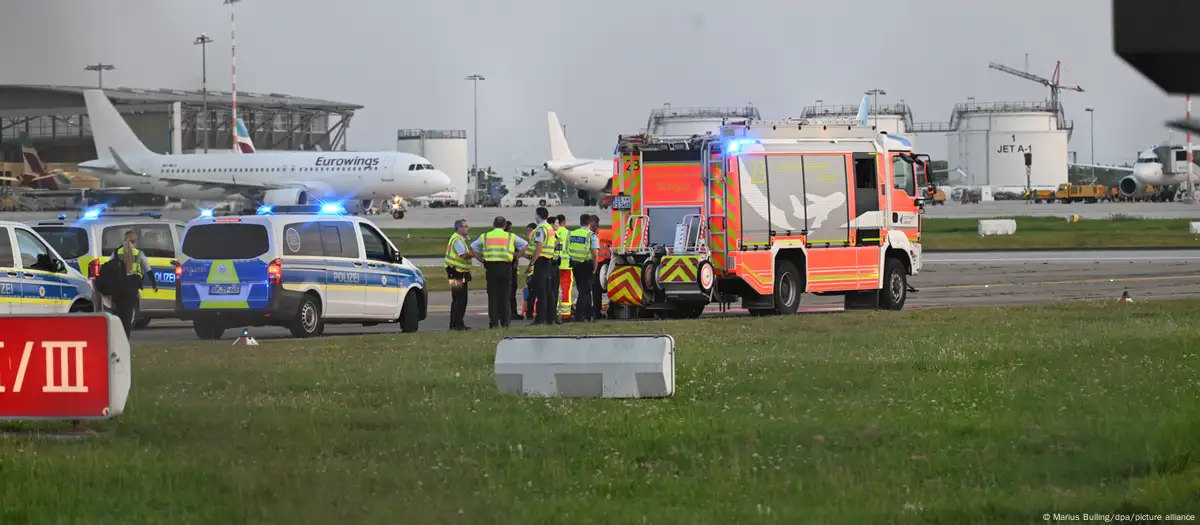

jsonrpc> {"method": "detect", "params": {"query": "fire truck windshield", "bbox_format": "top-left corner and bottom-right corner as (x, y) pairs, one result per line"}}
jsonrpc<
(892, 155), (916, 196)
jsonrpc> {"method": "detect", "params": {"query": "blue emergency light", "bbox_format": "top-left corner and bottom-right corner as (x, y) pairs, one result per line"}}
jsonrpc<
(57, 213), (67, 220)
(81, 209), (102, 220)
(319, 203), (345, 215)
(724, 139), (759, 154)
(256, 205), (273, 215)
(199, 208), (214, 218)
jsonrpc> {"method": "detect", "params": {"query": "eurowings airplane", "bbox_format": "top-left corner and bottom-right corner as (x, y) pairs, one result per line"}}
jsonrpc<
(234, 118), (255, 153)
(77, 89), (453, 207)
(1071, 145), (1200, 198)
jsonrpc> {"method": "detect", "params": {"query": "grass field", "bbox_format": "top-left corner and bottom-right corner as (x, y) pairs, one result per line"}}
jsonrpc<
(386, 217), (1198, 257)
(3, 300), (1198, 524)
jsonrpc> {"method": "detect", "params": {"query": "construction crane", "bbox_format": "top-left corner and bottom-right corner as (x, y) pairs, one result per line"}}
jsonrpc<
(988, 60), (1084, 112)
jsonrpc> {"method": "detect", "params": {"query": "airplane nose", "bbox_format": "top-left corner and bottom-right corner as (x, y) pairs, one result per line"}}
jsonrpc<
(431, 170), (452, 192)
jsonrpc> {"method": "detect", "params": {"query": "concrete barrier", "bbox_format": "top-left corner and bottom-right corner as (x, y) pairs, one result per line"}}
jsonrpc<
(494, 335), (675, 398)
(978, 219), (1017, 236)
(1190, 222), (1200, 235)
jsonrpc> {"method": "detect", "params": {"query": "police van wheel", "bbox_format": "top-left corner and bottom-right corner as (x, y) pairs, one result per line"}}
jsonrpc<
(193, 319), (225, 340)
(134, 317), (152, 329)
(289, 295), (324, 338)
(399, 294), (420, 333)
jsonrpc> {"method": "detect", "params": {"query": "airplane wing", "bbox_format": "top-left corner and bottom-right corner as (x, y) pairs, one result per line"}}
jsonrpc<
(1069, 162), (1134, 173)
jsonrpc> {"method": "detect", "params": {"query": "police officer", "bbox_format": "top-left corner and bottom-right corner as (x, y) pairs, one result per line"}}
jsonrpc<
(589, 214), (605, 319)
(505, 220), (522, 320)
(553, 214), (572, 322)
(112, 230), (156, 338)
(521, 222), (538, 319)
(528, 207), (557, 325)
(567, 213), (600, 322)
(471, 216), (527, 328)
(444, 219), (475, 331)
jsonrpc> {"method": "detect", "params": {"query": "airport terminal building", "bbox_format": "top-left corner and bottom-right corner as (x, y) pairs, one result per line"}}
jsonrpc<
(0, 85), (363, 164)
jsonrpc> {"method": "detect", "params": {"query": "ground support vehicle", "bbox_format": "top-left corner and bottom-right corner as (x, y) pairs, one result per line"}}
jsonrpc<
(1055, 183), (1111, 203)
(604, 123), (929, 318)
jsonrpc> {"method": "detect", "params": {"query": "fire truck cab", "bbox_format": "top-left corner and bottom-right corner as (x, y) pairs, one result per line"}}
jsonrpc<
(604, 122), (929, 318)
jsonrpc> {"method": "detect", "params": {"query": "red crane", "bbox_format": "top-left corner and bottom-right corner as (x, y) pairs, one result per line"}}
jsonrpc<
(988, 60), (1085, 111)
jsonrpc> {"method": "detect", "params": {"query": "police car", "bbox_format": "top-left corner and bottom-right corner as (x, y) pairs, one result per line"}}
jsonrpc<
(174, 204), (427, 339)
(25, 209), (187, 329)
(0, 220), (96, 314)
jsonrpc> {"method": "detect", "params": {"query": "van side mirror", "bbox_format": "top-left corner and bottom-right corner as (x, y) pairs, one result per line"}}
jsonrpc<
(391, 250), (403, 263)
(54, 258), (66, 273)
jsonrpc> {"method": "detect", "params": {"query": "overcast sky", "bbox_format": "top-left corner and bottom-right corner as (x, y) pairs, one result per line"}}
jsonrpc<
(0, 0), (1186, 172)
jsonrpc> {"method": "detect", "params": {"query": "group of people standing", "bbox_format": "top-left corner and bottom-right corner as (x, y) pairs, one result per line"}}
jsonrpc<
(443, 206), (604, 330)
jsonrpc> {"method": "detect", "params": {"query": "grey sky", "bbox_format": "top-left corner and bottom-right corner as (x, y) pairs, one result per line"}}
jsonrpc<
(0, 0), (1185, 171)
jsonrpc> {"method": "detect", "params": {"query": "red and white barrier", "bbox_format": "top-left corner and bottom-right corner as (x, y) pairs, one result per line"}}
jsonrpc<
(0, 314), (131, 420)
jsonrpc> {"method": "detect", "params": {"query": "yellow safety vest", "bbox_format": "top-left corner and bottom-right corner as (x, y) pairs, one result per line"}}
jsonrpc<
(114, 247), (143, 278)
(567, 227), (595, 263)
(536, 222), (556, 259)
(479, 229), (516, 262)
(555, 227), (571, 269)
(443, 234), (471, 272)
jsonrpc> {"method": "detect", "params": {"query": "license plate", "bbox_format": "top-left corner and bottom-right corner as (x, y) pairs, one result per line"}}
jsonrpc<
(612, 195), (633, 211)
(209, 284), (241, 295)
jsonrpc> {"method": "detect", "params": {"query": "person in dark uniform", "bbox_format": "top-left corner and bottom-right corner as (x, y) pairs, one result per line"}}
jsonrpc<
(471, 216), (527, 328)
(505, 220), (522, 320)
(528, 207), (556, 325)
(567, 213), (600, 322)
(589, 213), (604, 319)
(443, 219), (475, 331)
(522, 222), (538, 319)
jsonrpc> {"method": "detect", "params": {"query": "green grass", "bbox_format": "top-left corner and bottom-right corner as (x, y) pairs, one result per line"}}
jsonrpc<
(3, 300), (1199, 524)
(922, 216), (1199, 250)
(387, 218), (1199, 257)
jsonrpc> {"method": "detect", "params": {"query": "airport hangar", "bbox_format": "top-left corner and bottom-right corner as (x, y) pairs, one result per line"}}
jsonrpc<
(0, 84), (363, 165)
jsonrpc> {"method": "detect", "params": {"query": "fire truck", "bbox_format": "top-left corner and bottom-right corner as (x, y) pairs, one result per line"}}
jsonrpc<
(602, 121), (933, 319)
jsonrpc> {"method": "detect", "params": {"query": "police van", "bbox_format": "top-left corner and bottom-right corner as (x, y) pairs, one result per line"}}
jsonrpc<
(25, 210), (187, 329)
(0, 220), (96, 314)
(174, 204), (427, 339)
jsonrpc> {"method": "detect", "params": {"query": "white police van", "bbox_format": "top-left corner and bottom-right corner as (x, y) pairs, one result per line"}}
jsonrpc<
(174, 204), (427, 339)
(26, 210), (187, 328)
(0, 220), (96, 314)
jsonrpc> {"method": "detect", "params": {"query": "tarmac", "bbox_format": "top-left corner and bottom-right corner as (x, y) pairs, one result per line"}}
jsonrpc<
(6, 200), (1200, 228)
(129, 249), (1200, 344)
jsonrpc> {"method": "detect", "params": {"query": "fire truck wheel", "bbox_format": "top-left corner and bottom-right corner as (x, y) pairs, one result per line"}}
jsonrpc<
(880, 257), (907, 310)
(642, 261), (658, 291)
(772, 260), (801, 315)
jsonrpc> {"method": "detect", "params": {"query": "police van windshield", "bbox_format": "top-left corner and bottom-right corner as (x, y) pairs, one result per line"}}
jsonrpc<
(31, 226), (89, 260)
(181, 223), (269, 260)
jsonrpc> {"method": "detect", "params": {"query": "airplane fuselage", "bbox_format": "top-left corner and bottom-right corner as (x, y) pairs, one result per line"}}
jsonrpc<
(545, 159), (611, 193)
(79, 151), (452, 203)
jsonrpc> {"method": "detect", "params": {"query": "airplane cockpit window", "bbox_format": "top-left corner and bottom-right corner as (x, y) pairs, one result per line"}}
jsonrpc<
(408, 164), (415, 170)
(424, 164), (435, 170)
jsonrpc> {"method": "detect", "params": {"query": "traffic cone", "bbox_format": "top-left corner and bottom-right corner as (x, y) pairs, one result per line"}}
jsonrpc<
(233, 328), (259, 345)
(1119, 290), (1133, 303)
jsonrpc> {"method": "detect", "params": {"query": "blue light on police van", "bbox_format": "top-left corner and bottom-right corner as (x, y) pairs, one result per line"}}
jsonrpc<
(199, 208), (214, 218)
(256, 205), (273, 215)
(319, 203), (345, 215)
(57, 213), (67, 220)
(81, 209), (101, 220)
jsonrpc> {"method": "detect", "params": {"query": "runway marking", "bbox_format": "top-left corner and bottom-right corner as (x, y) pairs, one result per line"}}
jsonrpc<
(920, 273), (1200, 291)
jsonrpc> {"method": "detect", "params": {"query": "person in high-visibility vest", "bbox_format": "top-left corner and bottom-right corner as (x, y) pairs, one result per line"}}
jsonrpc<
(568, 213), (601, 322)
(470, 216), (528, 329)
(443, 219), (476, 331)
(553, 213), (573, 321)
(112, 229), (156, 338)
(528, 207), (557, 325)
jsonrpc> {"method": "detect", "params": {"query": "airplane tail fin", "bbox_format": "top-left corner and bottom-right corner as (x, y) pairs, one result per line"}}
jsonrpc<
(548, 111), (574, 161)
(83, 89), (154, 162)
(856, 95), (870, 128)
(235, 117), (256, 153)
(17, 132), (62, 190)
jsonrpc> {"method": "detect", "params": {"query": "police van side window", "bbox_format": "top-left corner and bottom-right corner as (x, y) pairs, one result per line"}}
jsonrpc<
(358, 223), (391, 263)
(318, 222), (352, 258)
(102, 225), (175, 258)
(14, 229), (57, 272)
(282, 222), (324, 257)
(0, 227), (14, 267)
(173, 224), (186, 246)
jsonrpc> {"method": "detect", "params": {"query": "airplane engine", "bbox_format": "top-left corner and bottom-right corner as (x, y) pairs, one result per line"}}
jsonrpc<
(1118, 176), (1144, 198)
(261, 188), (315, 206)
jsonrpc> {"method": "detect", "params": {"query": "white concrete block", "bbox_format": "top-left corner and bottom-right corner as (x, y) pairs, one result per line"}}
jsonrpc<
(978, 219), (1017, 236)
(494, 335), (675, 398)
(1189, 222), (1200, 235)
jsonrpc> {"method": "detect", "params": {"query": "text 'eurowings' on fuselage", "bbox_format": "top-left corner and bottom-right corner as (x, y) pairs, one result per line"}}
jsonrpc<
(75, 89), (453, 205)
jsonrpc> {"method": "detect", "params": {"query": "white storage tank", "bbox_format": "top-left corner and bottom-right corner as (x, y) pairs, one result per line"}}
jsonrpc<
(796, 102), (918, 148)
(645, 105), (761, 136)
(395, 129), (469, 204)
(943, 102), (1069, 188)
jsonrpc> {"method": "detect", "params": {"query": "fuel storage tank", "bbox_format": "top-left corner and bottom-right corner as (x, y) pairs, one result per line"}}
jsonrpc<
(644, 105), (761, 136)
(942, 101), (1070, 187)
(395, 129), (469, 203)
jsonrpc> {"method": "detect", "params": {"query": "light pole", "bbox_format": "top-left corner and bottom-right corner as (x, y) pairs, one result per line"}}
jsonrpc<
(1085, 108), (1095, 183)
(465, 73), (485, 170)
(865, 88), (886, 129)
(84, 63), (114, 89)
(194, 33), (214, 153)
(224, 0), (241, 151)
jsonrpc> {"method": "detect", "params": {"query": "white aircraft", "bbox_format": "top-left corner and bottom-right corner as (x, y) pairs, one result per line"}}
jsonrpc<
(1071, 145), (1200, 199)
(77, 89), (453, 210)
(542, 111), (612, 202)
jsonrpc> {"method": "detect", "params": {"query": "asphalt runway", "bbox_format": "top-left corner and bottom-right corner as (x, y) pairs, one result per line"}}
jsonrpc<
(6, 200), (1200, 227)
(129, 249), (1200, 345)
